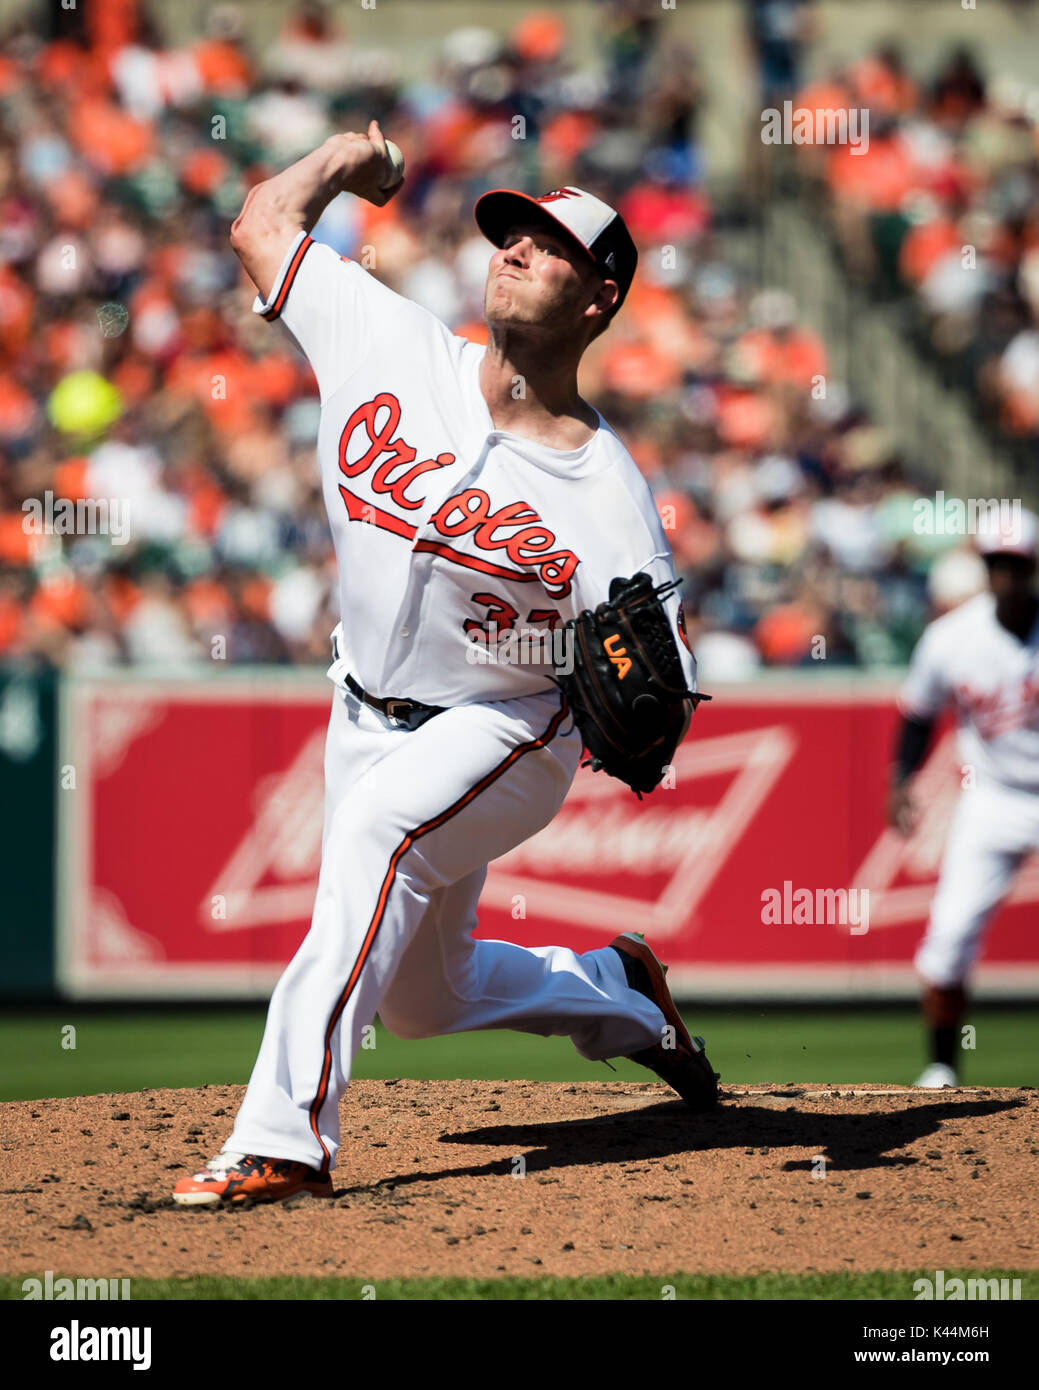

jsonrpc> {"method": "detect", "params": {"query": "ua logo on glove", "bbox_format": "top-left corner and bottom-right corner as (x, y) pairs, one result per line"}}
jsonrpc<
(604, 633), (631, 679)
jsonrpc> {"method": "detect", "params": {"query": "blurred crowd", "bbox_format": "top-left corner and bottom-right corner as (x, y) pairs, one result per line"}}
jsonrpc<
(787, 35), (1039, 452)
(0, 0), (990, 679)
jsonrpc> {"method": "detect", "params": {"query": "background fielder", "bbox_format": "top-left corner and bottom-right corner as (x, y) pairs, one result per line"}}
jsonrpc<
(173, 122), (715, 1205)
(889, 509), (1039, 1088)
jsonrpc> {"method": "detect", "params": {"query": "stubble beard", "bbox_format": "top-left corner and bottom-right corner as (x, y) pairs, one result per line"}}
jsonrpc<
(486, 284), (583, 341)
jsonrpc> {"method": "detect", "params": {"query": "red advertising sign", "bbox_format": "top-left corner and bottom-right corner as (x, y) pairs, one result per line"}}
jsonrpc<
(57, 675), (1039, 999)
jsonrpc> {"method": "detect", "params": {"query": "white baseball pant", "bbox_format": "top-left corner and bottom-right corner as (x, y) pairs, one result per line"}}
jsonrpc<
(226, 682), (670, 1173)
(915, 779), (1039, 987)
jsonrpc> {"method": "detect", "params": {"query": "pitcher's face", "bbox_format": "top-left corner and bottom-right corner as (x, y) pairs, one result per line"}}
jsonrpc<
(484, 224), (609, 338)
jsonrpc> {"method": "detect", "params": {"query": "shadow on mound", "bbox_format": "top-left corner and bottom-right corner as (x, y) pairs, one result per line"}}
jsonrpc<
(334, 1092), (1024, 1192)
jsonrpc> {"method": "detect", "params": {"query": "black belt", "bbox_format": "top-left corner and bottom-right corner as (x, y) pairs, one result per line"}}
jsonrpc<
(344, 673), (446, 731)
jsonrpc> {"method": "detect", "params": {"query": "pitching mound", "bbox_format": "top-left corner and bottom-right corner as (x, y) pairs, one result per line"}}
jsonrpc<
(2, 1081), (1036, 1280)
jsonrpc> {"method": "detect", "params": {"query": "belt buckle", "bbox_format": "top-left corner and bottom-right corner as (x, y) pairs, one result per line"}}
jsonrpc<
(384, 699), (414, 728)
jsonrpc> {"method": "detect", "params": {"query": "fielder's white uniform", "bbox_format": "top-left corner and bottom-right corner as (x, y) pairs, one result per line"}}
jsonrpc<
(899, 590), (1039, 987)
(226, 232), (696, 1172)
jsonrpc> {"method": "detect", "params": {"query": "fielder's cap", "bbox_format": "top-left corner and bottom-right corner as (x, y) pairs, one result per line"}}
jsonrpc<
(474, 184), (638, 310)
(975, 505), (1038, 559)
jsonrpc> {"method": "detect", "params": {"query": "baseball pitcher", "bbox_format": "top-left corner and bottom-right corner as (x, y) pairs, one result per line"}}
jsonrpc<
(173, 122), (717, 1207)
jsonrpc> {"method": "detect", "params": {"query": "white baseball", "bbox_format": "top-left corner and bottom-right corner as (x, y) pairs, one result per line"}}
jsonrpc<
(380, 139), (405, 190)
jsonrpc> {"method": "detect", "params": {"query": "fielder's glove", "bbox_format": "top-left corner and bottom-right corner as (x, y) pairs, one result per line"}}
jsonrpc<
(553, 572), (710, 798)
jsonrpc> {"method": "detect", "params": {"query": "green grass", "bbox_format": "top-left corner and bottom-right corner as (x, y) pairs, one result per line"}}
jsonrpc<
(1, 1007), (1036, 1102)
(3, 1270), (1033, 1300)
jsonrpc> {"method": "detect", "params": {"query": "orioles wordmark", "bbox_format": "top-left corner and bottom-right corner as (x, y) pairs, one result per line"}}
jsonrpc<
(336, 391), (581, 598)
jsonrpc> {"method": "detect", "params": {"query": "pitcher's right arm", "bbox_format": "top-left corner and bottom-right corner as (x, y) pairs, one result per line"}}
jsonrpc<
(230, 119), (400, 301)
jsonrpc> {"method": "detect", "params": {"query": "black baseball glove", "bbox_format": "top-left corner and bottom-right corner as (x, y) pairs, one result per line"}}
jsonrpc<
(553, 572), (711, 797)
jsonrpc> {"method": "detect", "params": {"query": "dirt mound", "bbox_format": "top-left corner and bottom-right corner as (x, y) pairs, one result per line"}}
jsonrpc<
(2, 1081), (1036, 1281)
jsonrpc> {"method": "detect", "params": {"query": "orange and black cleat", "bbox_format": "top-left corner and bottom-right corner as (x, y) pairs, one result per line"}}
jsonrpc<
(609, 931), (720, 1113)
(172, 1151), (333, 1207)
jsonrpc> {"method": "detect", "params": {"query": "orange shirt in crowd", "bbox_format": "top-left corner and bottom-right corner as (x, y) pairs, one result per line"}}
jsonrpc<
(511, 12), (567, 65)
(251, 353), (304, 408)
(0, 53), (20, 97)
(626, 281), (681, 328)
(599, 339), (682, 397)
(0, 377), (36, 440)
(239, 575), (272, 620)
(85, 0), (140, 58)
(828, 133), (916, 212)
(0, 512), (41, 565)
(191, 38), (253, 94)
(53, 457), (89, 500)
(44, 169), (101, 229)
(186, 478), (229, 539)
(714, 385), (775, 451)
(754, 600), (820, 664)
(167, 347), (260, 433)
(850, 55), (918, 117)
(0, 266), (35, 356)
(899, 218), (962, 285)
(42, 322), (85, 375)
(540, 111), (597, 167)
(30, 573), (90, 631)
(36, 40), (111, 98)
(183, 576), (234, 626)
(0, 590), (22, 652)
(111, 355), (155, 407)
(734, 327), (827, 392)
(68, 96), (154, 177)
(179, 148), (230, 199)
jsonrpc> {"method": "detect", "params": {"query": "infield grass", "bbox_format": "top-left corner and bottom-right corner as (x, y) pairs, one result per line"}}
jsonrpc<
(2, 1270), (1034, 1300)
(2, 1007), (1037, 1102)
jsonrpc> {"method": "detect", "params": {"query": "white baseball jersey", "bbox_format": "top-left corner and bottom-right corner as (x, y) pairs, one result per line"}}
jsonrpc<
(221, 229), (693, 1172)
(899, 591), (1039, 793)
(252, 230), (696, 706)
